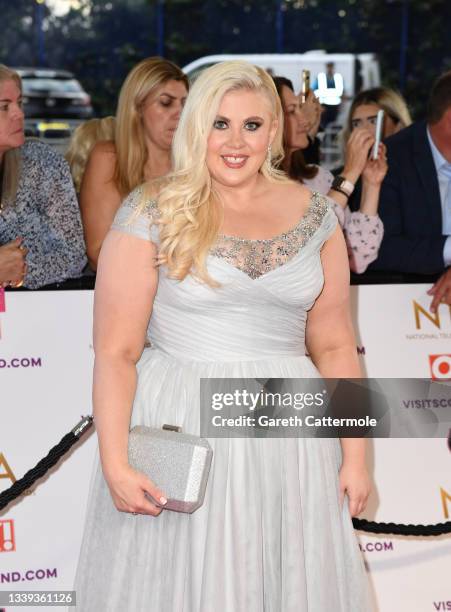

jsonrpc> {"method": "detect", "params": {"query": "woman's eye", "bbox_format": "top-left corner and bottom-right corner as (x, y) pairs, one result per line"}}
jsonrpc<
(0, 105), (7, 112)
(160, 100), (172, 107)
(213, 120), (228, 129)
(245, 121), (262, 131)
(351, 120), (361, 129)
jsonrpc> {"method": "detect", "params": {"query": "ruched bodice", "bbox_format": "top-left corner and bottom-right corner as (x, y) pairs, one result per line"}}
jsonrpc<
(112, 187), (337, 362)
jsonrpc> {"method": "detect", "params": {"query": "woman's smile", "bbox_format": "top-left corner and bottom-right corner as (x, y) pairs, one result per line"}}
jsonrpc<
(221, 154), (249, 169)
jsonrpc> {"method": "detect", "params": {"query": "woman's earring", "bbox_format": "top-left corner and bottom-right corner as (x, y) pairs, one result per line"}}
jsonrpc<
(266, 144), (272, 167)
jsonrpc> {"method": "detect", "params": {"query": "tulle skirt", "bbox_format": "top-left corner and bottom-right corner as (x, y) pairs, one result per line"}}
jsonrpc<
(74, 348), (373, 611)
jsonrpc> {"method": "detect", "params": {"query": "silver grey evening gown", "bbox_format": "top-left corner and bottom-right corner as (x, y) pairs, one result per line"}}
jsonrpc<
(73, 187), (373, 611)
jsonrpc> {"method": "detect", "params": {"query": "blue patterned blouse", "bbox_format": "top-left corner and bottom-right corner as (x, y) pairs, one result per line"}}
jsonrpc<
(0, 140), (87, 289)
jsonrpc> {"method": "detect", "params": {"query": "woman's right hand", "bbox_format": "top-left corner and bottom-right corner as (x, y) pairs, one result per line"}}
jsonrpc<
(104, 464), (168, 516)
(0, 238), (28, 287)
(362, 142), (388, 186)
(343, 127), (375, 183)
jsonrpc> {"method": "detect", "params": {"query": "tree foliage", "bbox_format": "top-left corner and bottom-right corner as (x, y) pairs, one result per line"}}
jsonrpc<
(0, 0), (449, 117)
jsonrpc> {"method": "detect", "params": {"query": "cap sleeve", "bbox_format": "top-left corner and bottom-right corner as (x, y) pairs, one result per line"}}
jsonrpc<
(320, 198), (339, 243)
(111, 185), (160, 244)
(305, 192), (338, 251)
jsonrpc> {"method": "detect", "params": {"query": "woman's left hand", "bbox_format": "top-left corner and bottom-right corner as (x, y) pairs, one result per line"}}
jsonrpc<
(362, 143), (388, 186)
(339, 462), (372, 517)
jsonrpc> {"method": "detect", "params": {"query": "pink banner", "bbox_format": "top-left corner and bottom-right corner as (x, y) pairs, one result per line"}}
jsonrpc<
(0, 288), (5, 312)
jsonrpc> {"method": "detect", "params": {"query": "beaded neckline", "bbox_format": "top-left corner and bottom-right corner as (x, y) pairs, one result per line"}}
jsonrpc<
(119, 187), (332, 280)
(216, 191), (323, 244)
(126, 189), (325, 246)
(209, 191), (331, 280)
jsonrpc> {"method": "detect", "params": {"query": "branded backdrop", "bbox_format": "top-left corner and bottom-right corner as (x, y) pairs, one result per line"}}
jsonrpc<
(0, 286), (450, 611)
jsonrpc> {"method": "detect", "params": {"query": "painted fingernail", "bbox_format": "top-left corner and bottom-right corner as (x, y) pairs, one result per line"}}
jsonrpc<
(159, 496), (167, 505)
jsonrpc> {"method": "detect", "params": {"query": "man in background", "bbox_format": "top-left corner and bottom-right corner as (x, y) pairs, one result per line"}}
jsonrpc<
(312, 62), (341, 127)
(370, 70), (451, 311)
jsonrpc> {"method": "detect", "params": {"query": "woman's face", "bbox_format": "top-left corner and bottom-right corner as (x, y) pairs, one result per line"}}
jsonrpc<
(351, 103), (399, 139)
(140, 79), (188, 151)
(279, 85), (310, 151)
(0, 79), (25, 155)
(206, 88), (278, 189)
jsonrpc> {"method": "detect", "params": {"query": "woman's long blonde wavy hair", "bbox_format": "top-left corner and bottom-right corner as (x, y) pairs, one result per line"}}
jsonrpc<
(114, 57), (188, 196)
(144, 60), (289, 286)
(66, 116), (115, 193)
(0, 65), (22, 206)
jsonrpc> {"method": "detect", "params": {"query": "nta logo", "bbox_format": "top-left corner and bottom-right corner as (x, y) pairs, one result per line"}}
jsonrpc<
(413, 300), (451, 330)
(441, 487), (451, 519)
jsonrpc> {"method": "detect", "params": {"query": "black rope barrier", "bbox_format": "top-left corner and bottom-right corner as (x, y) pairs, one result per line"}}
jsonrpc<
(1, 417), (450, 537)
(352, 517), (451, 536)
(0, 416), (93, 512)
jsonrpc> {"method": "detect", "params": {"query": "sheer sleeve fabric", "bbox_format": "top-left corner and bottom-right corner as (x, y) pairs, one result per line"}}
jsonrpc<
(111, 186), (160, 244)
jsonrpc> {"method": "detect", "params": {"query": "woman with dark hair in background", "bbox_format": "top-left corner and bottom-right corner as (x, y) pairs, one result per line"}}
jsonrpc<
(80, 57), (188, 270)
(0, 65), (87, 289)
(273, 76), (387, 273)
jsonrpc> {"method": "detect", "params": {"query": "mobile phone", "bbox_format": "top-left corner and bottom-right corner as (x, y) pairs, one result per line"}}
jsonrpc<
(300, 69), (310, 103)
(372, 109), (384, 159)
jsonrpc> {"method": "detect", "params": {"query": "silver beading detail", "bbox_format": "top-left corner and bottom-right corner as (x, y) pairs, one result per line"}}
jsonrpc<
(210, 192), (330, 279)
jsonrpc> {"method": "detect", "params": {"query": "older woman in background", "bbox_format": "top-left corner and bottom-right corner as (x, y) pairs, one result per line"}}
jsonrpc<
(80, 57), (188, 269)
(274, 76), (388, 273)
(0, 65), (87, 289)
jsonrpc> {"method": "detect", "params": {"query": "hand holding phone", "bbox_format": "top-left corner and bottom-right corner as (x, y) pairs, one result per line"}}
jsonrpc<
(372, 110), (384, 159)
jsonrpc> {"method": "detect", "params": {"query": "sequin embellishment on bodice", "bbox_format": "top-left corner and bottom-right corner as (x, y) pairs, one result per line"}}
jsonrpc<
(209, 192), (330, 279)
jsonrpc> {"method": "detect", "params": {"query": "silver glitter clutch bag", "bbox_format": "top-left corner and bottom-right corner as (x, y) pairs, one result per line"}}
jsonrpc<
(128, 424), (213, 513)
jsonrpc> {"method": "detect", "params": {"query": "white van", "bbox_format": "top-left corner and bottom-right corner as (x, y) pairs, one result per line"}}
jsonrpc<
(183, 50), (380, 124)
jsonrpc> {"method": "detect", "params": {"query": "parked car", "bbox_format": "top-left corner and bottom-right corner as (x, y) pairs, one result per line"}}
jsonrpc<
(24, 120), (72, 139)
(14, 68), (94, 120)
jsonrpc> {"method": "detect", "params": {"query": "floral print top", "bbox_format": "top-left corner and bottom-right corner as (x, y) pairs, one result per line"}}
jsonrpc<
(0, 140), (87, 288)
(303, 165), (384, 273)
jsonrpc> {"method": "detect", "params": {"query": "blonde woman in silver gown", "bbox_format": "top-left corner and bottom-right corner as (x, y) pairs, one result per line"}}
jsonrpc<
(74, 61), (374, 611)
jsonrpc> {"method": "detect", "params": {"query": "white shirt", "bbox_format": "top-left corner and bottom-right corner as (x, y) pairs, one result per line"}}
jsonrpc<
(426, 127), (451, 266)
